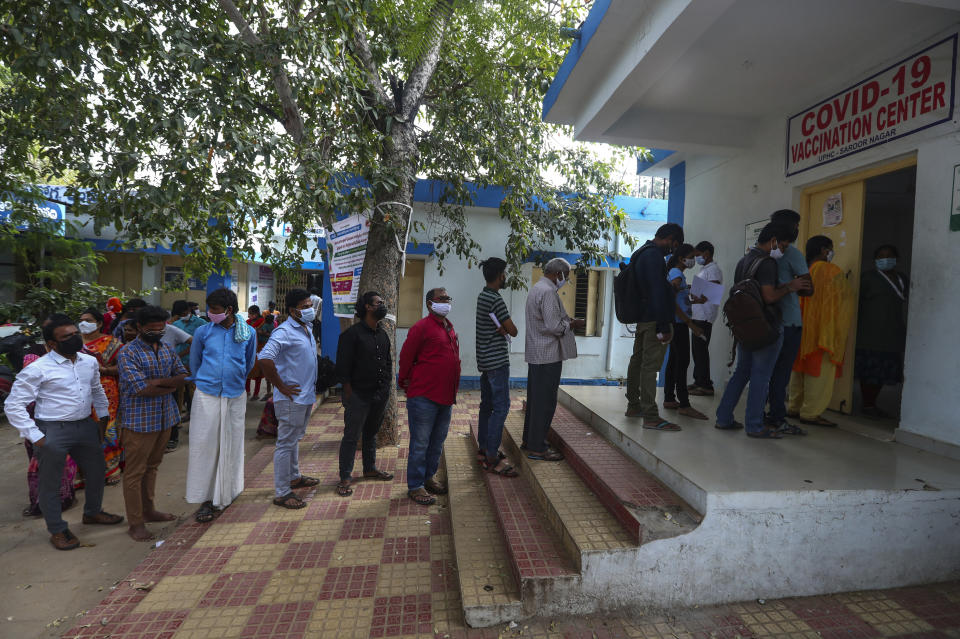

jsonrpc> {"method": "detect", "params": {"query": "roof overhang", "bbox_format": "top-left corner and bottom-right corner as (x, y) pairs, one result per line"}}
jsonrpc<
(544, 0), (960, 153)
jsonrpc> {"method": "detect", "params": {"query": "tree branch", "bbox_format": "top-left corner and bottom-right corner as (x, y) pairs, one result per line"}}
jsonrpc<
(399, 0), (455, 122)
(217, 0), (306, 144)
(347, 27), (392, 111)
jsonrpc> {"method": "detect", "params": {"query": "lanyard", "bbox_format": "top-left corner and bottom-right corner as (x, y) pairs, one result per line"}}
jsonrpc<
(877, 270), (905, 301)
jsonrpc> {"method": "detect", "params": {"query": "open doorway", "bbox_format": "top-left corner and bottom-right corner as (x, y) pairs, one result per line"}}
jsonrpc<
(852, 165), (916, 427)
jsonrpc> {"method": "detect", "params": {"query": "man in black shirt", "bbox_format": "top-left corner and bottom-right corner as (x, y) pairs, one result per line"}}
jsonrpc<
(625, 223), (684, 431)
(715, 223), (811, 438)
(334, 291), (394, 496)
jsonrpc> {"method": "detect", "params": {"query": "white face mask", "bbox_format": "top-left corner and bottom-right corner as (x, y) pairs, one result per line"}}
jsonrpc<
(556, 274), (569, 290)
(826, 249), (835, 262)
(683, 258), (695, 268)
(78, 321), (98, 335)
(431, 302), (451, 317)
(770, 247), (784, 260)
(695, 255), (706, 266)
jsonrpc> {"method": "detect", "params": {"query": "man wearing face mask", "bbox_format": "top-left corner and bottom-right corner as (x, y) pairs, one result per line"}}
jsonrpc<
(185, 288), (257, 523)
(259, 288), (320, 509)
(624, 223), (685, 431)
(333, 291), (394, 497)
(523, 257), (585, 460)
(6, 315), (124, 550)
(398, 288), (462, 504)
(765, 209), (815, 435)
(117, 305), (189, 541)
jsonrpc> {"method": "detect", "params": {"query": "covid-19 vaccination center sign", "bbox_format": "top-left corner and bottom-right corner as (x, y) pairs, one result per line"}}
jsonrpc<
(786, 34), (956, 176)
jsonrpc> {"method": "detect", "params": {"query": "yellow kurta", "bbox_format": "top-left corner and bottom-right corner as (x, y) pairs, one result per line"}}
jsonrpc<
(793, 260), (854, 377)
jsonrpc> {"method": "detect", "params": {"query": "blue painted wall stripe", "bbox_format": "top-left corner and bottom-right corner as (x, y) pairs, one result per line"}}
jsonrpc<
(542, 0), (613, 120)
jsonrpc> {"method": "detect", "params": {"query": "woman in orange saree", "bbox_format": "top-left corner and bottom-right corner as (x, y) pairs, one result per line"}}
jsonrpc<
(79, 308), (124, 484)
(788, 236), (853, 426)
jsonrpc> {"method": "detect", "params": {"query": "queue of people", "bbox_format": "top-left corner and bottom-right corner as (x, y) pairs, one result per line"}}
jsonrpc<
(7, 221), (908, 549)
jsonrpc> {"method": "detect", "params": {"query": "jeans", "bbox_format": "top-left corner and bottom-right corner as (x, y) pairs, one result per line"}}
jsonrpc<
(691, 320), (714, 389)
(663, 322), (691, 406)
(716, 330), (784, 434)
(273, 399), (313, 497)
(339, 393), (387, 482)
(477, 366), (510, 461)
(625, 322), (670, 418)
(767, 325), (802, 424)
(522, 361), (562, 451)
(35, 418), (106, 534)
(406, 395), (452, 490)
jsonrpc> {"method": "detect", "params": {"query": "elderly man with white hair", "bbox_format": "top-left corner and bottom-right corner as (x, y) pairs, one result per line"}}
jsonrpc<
(522, 258), (585, 461)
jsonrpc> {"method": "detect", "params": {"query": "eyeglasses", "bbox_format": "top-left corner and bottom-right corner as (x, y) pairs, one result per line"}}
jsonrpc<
(434, 296), (453, 303)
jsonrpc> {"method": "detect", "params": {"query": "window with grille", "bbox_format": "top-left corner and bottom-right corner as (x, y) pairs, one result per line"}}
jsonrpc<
(531, 267), (605, 337)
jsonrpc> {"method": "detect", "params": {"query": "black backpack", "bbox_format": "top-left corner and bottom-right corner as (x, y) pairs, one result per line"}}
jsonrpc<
(315, 355), (338, 393)
(722, 256), (780, 352)
(614, 245), (653, 324)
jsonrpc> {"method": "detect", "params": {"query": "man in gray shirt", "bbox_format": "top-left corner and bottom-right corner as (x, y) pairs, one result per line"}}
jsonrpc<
(522, 258), (584, 461)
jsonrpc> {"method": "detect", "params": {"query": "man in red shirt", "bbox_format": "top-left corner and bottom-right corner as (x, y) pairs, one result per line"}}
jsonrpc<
(398, 288), (461, 505)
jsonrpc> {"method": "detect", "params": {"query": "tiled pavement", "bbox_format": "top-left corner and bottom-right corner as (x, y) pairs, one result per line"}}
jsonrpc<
(64, 392), (960, 639)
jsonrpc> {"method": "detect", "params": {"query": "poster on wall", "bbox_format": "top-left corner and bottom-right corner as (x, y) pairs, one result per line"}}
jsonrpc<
(258, 266), (274, 309)
(328, 213), (371, 318)
(744, 219), (767, 253)
(822, 193), (843, 227)
(786, 34), (956, 176)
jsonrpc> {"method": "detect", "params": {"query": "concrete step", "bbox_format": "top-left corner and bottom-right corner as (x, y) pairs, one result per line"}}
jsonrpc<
(443, 432), (524, 628)
(468, 422), (581, 616)
(546, 405), (702, 544)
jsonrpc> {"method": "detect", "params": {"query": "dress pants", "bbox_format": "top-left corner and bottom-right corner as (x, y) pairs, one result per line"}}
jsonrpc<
(121, 427), (172, 527)
(522, 361), (562, 452)
(339, 392), (387, 482)
(35, 418), (106, 534)
(663, 322), (691, 407)
(690, 320), (714, 390)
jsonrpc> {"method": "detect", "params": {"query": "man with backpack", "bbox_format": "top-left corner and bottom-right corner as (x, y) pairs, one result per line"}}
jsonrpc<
(715, 223), (811, 438)
(623, 223), (685, 431)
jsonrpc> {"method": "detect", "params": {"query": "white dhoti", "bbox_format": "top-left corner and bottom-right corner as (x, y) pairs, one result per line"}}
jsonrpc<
(186, 390), (247, 508)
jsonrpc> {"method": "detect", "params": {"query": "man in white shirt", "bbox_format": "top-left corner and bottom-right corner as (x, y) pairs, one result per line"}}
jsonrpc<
(5, 315), (124, 550)
(690, 242), (723, 396)
(162, 316), (193, 451)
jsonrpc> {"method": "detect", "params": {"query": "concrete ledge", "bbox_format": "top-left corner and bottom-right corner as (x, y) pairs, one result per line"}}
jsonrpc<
(896, 428), (960, 462)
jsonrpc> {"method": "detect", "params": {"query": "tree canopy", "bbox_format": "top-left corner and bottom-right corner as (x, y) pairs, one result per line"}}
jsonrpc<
(1, 0), (637, 284)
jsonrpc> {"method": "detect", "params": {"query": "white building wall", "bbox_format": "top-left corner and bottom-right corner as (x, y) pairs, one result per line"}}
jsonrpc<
(679, 83), (960, 451)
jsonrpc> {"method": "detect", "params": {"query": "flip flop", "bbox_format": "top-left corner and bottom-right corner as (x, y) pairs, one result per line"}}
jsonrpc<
(488, 462), (519, 477)
(363, 469), (394, 481)
(643, 420), (681, 431)
(290, 475), (320, 489)
(273, 493), (307, 509)
(677, 406), (708, 420)
(336, 481), (353, 497)
(408, 490), (437, 506)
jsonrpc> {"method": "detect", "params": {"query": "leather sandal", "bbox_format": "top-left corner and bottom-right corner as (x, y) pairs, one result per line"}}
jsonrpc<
(272, 493), (307, 509)
(289, 475), (320, 489)
(363, 469), (394, 481)
(408, 489), (437, 506)
(424, 478), (448, 495)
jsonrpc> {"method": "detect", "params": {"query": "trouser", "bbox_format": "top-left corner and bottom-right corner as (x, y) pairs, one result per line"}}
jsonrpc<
(690, 320), (714, 389)
(406, 396), (453, 490)
(788, 356), (837, 420)
(716, 331), (784, 434)
(625, 322), (671, 419)
(35, 418), (106, 534)
(339, 392), (387, 482)
(522, 361), (562, 452)
(273, 399), (314, 497)
(767, 325), (803, 424)
(121, 427), (172, 527)
(477, 366), (510, 461)
(663, 322), (691, 406)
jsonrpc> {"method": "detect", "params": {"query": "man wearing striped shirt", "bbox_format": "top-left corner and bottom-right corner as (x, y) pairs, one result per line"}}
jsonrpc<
(474, 258), (519, 476)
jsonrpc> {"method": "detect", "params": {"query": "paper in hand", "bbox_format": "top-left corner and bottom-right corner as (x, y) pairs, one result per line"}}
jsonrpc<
(691, 276), (725, 306)
(489, 312), (511, 344)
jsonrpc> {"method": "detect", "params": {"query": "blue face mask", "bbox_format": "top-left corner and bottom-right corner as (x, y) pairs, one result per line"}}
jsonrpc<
(875, 257), (896, 271)
(299, 307), (316, 323)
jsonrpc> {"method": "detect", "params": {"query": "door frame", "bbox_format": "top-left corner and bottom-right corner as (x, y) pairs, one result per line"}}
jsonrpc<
(798, 154), (917, 414)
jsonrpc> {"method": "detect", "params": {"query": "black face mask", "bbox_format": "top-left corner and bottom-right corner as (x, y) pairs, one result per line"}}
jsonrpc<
(373, 305), (388, 320)
(55, 334), (83, 357)
(141, 331), (164, 344)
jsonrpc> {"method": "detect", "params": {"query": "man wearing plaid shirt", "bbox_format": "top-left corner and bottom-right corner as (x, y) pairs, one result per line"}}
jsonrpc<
(118, 305), (189, 541)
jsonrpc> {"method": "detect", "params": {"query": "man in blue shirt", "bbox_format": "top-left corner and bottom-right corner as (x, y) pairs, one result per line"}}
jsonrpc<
(766, 209), (815, 435)
(185, 288), (257, 523)
(258, 289), (319, 509)
(118, 305), (189, 541)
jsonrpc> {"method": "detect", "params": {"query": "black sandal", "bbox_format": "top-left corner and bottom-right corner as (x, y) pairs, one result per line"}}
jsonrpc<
(272, 493), (307, 509)
(488, 461), (519, 477)
(336, 481), (353, 497)
(408, 489), (437, 506)
(195, 502), (220, 523)
(290, 475), (320, 489)
(363, 469), (394, 481)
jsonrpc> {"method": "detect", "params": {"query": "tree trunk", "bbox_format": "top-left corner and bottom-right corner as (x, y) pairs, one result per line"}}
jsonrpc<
(358, 123), (419, 447)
